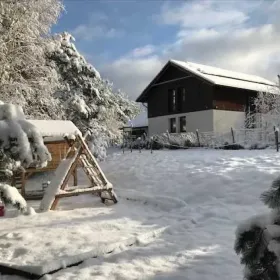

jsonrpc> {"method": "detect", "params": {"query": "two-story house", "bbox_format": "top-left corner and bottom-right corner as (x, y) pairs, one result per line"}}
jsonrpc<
(136, 60), (279, 135)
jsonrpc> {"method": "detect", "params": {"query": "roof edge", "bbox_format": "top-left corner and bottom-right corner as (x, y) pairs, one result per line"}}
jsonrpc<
(136, 61), (173, 103)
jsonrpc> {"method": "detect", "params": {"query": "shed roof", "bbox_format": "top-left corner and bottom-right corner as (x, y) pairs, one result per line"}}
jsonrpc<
(28, 120), (81, 137)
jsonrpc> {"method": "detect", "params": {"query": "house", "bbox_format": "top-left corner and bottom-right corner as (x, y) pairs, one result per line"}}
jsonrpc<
(136, 60), (280, 135)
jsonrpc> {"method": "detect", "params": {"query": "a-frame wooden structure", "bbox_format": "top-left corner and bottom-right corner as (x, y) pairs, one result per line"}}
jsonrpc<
(39, 132), (118, 211)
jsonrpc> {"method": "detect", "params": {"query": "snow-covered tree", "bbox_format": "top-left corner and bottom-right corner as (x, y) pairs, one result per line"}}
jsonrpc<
(0, 102), (51, 213)
(0, 0), (64, 119)
(47, 32), (140, 159)
(235, 176), (280, 279)
(245, 89), (280, 131)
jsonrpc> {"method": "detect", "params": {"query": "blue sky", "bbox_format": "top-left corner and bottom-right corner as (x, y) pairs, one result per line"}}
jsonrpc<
(53, 0), (280, 100)
(53, 0), (178, 63)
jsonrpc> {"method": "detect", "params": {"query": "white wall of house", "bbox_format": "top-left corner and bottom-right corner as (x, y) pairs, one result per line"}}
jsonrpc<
(148, 110), (214, 135)
(213, 110), (245, 133)
(148, 109), (246, 135)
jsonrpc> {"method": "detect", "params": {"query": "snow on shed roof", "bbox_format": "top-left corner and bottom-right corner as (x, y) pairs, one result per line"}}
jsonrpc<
(27, 120), (81, 137)
(171, 60), (280, 94)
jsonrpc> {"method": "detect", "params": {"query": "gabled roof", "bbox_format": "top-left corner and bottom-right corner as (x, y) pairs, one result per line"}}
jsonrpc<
(28, 120), (81, 138)
(136, 60), (280, 102)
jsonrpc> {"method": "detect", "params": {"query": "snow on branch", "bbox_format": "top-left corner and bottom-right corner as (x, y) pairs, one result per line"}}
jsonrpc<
(0, 103), (51, 213)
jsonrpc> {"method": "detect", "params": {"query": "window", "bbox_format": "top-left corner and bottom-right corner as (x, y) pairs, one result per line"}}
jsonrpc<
(180, 116), (186, 132)
(169, 118), (176, 133)
(168, 89), (177, 113)
(177, 87), (186, 111)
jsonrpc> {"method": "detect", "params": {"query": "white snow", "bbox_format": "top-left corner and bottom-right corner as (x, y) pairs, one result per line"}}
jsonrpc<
(0, 184), (27, 211)
(39, 155), (78, 211)
(27, 120), (81, 137)
(171, 60), (280, 94)
(2, 149), (280, 279)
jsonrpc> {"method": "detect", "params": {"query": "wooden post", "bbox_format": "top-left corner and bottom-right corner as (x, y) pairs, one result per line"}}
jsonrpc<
(231, 127), (235, 144)
(130, 129), (132, 153)
(275, 128), (279, 152)
(21, 172), (26, 198)
(73, 167), (78, 186)
(151, 137), (153, 154)
(196, 129), (200, 147)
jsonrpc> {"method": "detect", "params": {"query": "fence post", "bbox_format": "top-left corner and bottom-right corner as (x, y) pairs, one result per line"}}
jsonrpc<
(130, 130), (133, 153)
(275, 127), (279, 152)
(151, 137), (153, 154)
(122, 127), (125, 154)
(231, 127), (235, 144)
(196, 129), (200, 147)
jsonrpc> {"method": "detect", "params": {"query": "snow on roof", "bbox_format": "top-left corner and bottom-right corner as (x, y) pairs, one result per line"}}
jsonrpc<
(171, 60), (280, 94)
(27, 120), (81, 137)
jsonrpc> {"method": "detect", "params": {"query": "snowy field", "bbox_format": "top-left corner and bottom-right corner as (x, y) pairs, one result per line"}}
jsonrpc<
(2, 148), (280, 280)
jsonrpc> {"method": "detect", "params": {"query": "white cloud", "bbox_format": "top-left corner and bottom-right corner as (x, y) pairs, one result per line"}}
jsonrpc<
(72, 10), (124, 41)
(100, 0), (280, 101)
(72, 24), (124, 41)
(156, 0), (250, 29)
(131, 45), (156, 58)
(101, 55), (163, 100)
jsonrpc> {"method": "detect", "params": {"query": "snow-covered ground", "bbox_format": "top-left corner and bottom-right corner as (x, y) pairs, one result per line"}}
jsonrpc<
(2, 148), (280, 279)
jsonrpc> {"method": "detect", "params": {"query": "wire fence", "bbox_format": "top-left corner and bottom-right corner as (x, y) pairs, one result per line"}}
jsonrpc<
(122, 127), (278, 152)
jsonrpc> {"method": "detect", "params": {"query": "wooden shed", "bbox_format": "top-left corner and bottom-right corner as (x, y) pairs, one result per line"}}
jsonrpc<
(11, 120), (81, 198)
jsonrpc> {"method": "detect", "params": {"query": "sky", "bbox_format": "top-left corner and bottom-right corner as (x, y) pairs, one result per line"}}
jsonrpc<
(53, 0), (280, 101)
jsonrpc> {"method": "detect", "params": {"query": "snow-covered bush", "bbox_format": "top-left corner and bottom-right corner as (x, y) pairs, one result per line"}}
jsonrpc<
(0, 0), (64, 119)
(235, 176), (280, 279)
(0, 103), (51, 213)
(48, 32), (140, 160)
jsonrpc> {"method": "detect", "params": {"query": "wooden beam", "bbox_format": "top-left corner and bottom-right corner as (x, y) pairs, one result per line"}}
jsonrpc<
(73, 167), (78, 186)
(151, 75), (192, 87)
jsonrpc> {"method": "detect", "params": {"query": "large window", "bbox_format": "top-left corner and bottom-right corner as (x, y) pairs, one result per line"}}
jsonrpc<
(169, 118), (176, 133)
(168, 89), (177, 113)
(177, 87), (186, 111)
(180, 116), (186, 132)
(168, 88), (186, 113)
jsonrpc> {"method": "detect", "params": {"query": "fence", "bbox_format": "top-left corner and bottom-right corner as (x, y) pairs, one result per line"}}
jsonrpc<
(122, 127), (279, 153)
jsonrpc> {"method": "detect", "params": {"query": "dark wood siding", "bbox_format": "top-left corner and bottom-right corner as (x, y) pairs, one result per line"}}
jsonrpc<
(213, 86), (257, 112)
(145, 64), (259, 119)
(147, 72), (214, 118)
(155, 65), (188, 84)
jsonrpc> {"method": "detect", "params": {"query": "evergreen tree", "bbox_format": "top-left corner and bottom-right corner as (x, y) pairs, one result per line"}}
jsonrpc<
(0, 102), (51, 213)
(235, 176), (280, 279)
(47, 32), (140, 159)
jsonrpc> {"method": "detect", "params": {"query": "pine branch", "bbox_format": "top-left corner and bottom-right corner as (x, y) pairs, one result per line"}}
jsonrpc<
(261, 176), (280, 209)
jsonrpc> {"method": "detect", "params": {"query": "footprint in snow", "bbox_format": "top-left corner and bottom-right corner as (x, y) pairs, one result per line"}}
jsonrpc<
(1, 232), (23, 240)
(12, 247), (29, 258)
(0, 242), (12, 248)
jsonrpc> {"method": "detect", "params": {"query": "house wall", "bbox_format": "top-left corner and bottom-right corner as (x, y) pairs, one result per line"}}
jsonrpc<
(213, 110), (245, 132)
(148, 110), (214, 135)
(147, 65), (214, 118)
(149, 109), (246, 135)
